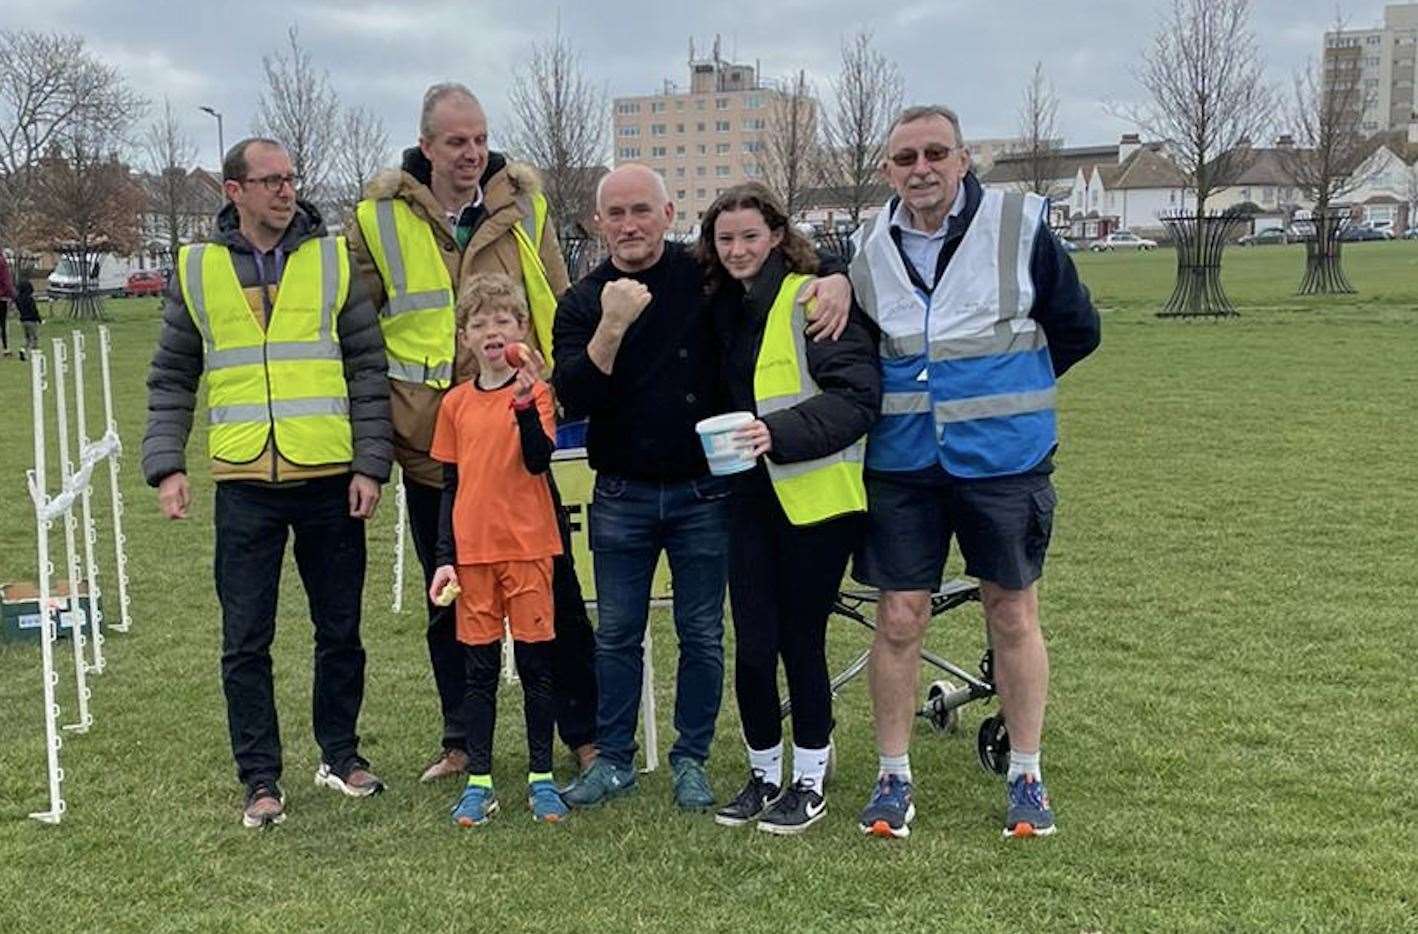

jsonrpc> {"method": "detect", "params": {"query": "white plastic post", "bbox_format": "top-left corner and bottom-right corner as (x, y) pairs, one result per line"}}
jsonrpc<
(391, 465), (406, 613)
(98, 326), (132, 633)
(501, 624), (518, 684)
(27, 351), (66, 824)
(52, 340), (93, 733)
(71, 331), (105, 675)
(640, 625), (658, 773)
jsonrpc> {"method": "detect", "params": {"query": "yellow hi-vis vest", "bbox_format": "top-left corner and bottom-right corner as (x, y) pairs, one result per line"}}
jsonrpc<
(754, 272), (867, 526)
(510, 190), (558, 372)
(355, 198), (456, 388)
(177, 236), (353, 466)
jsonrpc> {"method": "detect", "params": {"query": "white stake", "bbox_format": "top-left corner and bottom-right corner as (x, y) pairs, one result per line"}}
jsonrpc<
(391, 465), (406, 613)
(71, 331), (105, 675)
(52, 339), (92, 733)
(98, 326), (132, 633)
(27, 351), (66, 824)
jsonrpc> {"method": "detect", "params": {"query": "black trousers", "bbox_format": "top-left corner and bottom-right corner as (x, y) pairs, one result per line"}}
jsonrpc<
(0, 300), (8, 351)
(463, 640), (555, 776)
(727, 470), (862, 751)
(214, 476), (367, 787)
(406, 473), (598, 753)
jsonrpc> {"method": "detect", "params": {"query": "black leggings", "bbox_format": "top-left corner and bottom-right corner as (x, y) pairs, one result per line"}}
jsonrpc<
(462, 639), (556, 776)
(727, 470), (863, 751)
(0, 301), (8, 351)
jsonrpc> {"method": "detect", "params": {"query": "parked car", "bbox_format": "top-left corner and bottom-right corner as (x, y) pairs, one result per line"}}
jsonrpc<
(1089, 231), (1158, 252)
(48, 252), (147, 297)
(122, 269), (167, 297)
(1338, 225), (1389, 242)
(1402, 226), (1418, 240)
(1238, 227), (1288, 246)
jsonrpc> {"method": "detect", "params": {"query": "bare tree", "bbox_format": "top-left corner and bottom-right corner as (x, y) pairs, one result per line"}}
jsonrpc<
(330, 105), (389, 222)
(505, 29), (608, 237)
(142, 98), (200, 256)
(0, 30), (142, 254)
(1016, 61), (1062, 197)
(253, 26), (340, 202)
(1285, 11), (1375, 294)
(818, 29), (903, 228)
(1121, 0), (1274, 218)
(763, 69), (819, 221)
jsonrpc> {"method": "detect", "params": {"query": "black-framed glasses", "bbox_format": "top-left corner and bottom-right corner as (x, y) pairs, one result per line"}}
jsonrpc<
(241, 173), (300, 193)
(887, 145), (955, 168)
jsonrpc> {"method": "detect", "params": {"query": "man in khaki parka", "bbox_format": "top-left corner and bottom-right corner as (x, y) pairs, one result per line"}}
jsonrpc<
(348, 83), (597, 783)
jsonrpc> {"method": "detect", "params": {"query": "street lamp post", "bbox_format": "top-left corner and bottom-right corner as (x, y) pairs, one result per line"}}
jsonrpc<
(199, 106), (224, 169)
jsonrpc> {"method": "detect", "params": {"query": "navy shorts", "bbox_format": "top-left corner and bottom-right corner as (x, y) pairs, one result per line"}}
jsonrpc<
(852, 462), (1057, 592)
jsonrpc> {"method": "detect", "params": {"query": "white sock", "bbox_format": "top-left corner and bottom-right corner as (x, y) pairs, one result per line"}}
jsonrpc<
(748, 742), (783, 789)
(877, 752), (912, 783)
(1007, 750), (1041, 784)
(792, 744), (831, 791)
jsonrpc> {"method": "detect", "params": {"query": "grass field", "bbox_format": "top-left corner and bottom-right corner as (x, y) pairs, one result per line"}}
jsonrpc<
(1, 242), (1416, 932)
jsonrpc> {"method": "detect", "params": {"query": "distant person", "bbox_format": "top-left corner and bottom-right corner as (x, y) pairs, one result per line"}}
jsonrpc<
(427, 273), (568, 826)
(850, 105), (1100, 840)
(551, 164), (853, 811)
(0, 248), (14, 357)
(142, 137), (393, 829)
(15, 279), (41, 361)
(697, 183), (880, 835)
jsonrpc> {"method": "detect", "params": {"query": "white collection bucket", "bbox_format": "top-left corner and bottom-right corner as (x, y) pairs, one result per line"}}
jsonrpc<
(695, 411), (757, 476)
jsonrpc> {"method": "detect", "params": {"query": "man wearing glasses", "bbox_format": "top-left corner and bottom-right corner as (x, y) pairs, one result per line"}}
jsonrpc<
(142, 137), (393, 828)
(849, 106), (1099, 840)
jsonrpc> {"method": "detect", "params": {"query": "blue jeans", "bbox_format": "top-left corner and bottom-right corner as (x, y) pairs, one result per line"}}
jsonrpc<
(589, 473), (731, 768)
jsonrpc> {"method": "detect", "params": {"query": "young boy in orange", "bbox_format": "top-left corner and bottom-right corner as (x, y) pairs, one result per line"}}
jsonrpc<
(428, 273), (567, 825)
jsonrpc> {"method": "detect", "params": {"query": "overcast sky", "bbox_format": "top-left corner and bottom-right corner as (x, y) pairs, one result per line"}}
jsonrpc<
(0, 0), (1402, 167)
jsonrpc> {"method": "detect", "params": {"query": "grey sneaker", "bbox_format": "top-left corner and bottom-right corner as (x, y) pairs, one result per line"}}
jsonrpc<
(560, 758), (638, 808)
(671, 757), (714, 811)
(315, 759), (385, 798)
(242, 781), (286, 829)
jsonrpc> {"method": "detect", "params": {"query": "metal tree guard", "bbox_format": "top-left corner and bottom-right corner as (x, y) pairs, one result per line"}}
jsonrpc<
(1298, 209), (1355, 295)
(1158, 212), (1248, 318)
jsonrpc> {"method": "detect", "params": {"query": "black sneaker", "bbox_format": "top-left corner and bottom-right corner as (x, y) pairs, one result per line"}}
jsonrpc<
(758, 778), (827, 835)
(713, 770), (781, 827)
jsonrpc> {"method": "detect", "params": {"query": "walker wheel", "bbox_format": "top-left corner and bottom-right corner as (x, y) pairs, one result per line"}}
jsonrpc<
(976, 715), (1010, 775)
(924, 680), (960, 735)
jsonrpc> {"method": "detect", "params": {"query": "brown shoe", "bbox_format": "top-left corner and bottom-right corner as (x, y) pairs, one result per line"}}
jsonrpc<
(242, 782), (286, 829)
(419, 748), (469, 783)
(315, 760), (385, 798)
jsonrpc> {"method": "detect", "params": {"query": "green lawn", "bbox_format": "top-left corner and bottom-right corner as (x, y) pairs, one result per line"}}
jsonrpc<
(1, 243), (1415, 932)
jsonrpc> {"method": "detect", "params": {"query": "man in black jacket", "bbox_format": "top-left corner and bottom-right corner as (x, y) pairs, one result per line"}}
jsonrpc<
(552, 164), (853, 811)
(142, 138), (393, 829)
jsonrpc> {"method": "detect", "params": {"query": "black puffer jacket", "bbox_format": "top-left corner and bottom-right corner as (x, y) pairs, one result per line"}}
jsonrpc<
(712, 249), (881, 465)
(142, 200), (392, 486)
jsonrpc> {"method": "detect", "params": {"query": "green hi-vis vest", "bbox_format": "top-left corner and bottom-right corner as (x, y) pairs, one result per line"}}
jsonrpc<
(355, 189), (559, 385)
(177, 236), (353, 467)
(753, 272), (867, 526)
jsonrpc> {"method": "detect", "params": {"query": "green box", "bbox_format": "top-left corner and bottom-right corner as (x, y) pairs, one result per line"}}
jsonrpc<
(0, 581), (96, 643)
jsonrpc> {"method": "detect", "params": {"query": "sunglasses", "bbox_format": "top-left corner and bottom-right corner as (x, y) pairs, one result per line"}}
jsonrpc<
(887, 145), (955, 167)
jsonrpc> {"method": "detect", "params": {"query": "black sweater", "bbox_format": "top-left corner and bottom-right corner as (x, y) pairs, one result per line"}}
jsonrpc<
(712, 250), (881, 466)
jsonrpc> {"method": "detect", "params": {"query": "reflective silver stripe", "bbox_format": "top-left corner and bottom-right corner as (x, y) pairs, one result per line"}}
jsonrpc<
(881, 391), (931, 415)
(205, 346), (264, 370)
(387, 289), (453, 316)
(319, 235), (338, 340)
(387, 357), (453, 384)
(208, 397), (349, 425)
(374, 200), (407, 295)
(757, 395), (796, 415)
(185, 246), (212, 346)
(516, 194), (538, 242)
(769, 439), (865, 480)
(933, 387), (1056, 424)
(997, 192), (1024, 320)
(928, 322), (1047, 361)
(848, 249), (879, 324)
(882, 332), (926, 358)
(266, 341), (341, 362)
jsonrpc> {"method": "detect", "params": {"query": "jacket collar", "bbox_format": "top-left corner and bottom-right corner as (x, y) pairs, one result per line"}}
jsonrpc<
(213, 198), (326, 254)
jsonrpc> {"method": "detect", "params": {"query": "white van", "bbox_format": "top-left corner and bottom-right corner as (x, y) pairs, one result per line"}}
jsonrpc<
(47, 253), (146, 297)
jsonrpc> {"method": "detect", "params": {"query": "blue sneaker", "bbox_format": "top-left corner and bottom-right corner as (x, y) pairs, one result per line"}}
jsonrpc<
(451, 781), (499, 827)
(858, 774), (915, 839)
(1003, 775), (1057, 839)
(528, 779), (569, 823)
(671, 757), (714, 811)
(560, 758), (638, 808)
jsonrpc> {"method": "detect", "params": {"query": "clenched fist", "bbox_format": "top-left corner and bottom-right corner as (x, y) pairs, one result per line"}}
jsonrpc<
(601, 278), (652, 331)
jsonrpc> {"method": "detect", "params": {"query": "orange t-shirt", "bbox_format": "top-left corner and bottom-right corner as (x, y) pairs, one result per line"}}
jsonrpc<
(429, 377), (563, 565)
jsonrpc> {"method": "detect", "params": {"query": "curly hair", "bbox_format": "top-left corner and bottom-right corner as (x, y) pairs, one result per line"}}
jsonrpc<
(696, 182), (818, 295)
(455, 272), (528, 331)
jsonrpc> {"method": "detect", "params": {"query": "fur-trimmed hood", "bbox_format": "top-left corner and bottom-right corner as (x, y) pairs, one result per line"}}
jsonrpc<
(362, 147), (541, 204)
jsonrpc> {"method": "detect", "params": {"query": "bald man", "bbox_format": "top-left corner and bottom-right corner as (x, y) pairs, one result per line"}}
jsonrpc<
(552, 164), (853, 811)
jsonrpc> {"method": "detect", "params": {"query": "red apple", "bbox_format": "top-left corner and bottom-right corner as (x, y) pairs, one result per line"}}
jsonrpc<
(504, 342), (532, 368)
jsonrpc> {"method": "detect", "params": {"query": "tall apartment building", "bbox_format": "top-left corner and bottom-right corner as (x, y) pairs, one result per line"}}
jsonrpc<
(612, 42), (808, 233)
(1324, 2), (1418, 134)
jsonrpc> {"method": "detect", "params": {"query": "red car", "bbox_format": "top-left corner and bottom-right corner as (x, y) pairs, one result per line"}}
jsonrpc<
(123, 269), (168, 297)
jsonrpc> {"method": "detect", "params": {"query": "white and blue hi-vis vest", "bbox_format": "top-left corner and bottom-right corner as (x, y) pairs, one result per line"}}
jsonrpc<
(849, 190), (1056, 478)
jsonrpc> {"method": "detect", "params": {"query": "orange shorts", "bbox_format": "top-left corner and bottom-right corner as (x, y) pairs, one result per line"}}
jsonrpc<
(454, 559), (555, 646)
